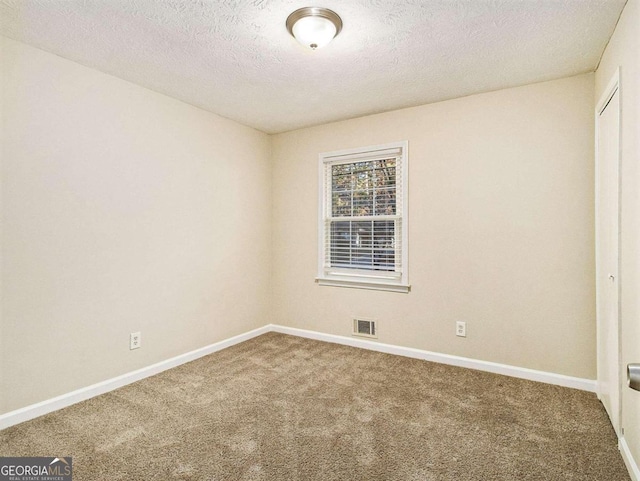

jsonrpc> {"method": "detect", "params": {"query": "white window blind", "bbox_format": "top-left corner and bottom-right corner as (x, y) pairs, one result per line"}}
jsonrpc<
(317, 142), (409, 292)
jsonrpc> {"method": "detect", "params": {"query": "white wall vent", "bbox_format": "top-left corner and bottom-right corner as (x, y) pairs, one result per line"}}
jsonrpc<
(353, 319), (377, 338)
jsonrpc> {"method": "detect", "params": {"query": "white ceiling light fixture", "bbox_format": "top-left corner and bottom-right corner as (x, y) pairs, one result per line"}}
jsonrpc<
(286, 7), (342, 50)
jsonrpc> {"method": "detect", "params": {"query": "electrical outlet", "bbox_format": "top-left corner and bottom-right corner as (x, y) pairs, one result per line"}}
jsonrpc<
(130, 332), (141, 350)
(456, 321), (466, 338)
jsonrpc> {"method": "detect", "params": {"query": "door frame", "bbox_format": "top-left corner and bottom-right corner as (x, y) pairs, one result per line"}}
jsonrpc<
(595, 67), (622, 434)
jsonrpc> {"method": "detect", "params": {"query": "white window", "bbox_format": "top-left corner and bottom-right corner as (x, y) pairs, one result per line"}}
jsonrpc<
(317, 141), (409, 293)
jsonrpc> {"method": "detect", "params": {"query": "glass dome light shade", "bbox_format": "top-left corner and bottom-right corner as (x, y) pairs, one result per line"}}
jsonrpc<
(292, 15), (336, 49)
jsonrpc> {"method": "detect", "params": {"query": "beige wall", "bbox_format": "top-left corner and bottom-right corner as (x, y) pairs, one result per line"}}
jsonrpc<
(596, 0), (640, 470)
(272, 74), (596, 379)
(0, 36), (272, 414)
(0, 36), (5, 413)
(0, 35), (599, 416)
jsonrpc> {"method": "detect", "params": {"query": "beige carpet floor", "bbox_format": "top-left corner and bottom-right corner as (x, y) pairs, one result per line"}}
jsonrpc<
(0, 332), (630, 480)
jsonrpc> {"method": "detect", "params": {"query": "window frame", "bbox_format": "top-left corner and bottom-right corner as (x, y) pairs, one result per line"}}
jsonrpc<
(316, 141), (409, 293)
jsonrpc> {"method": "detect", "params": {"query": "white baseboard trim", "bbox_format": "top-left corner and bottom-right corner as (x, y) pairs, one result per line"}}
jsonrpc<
(0, 325), (270, 430)
(621, 436), (640, 481)
(0, 323), (598, 431)
(270, 324), (597, 393)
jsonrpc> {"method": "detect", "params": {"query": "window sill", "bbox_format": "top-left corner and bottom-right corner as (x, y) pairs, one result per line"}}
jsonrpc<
(316, 277), (410, 293)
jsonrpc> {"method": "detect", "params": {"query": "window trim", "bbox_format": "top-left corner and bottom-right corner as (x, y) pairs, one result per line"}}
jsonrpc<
(316, 141), (410, 293)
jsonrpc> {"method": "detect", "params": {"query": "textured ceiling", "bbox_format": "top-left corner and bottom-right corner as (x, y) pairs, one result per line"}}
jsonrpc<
(0, 0), (627, 133)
